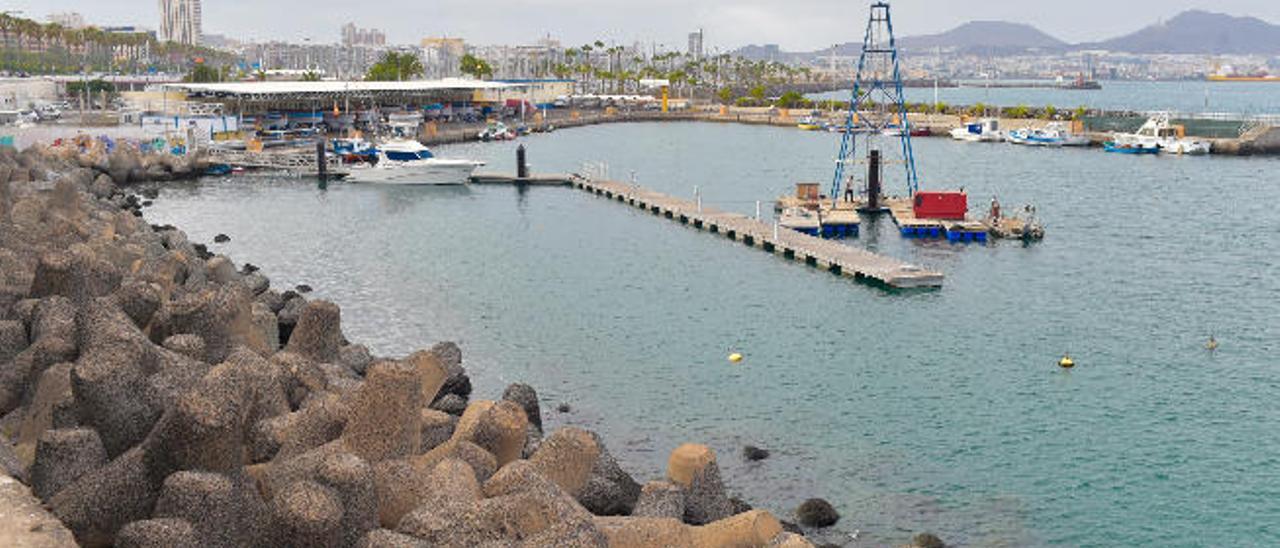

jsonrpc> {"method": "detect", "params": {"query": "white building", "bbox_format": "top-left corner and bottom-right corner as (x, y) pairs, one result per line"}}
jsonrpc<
(687, 29), (704, 60)
(47, 12), (88, 29)
(159, 0), (202, 46)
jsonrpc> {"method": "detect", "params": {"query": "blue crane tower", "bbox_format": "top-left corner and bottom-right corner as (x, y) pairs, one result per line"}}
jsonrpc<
(830, 1), (920, 208)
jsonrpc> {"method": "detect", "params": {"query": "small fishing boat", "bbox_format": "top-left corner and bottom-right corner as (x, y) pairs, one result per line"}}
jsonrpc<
(797, 117), (824, 131)
(346, 139), (484, 185)
(949, 118), (1003, 142)
(1108, 113), (1211, 155)
(1006, 122), (1090, 147)
(1103, 141), (1160, 154)
(478, 121), (516, 142)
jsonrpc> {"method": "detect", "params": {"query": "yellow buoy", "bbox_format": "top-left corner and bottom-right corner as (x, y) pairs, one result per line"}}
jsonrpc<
(728, 353), (744, 363)
(1058, 355), (1075, 369)
(1205, 336), (1219, 351)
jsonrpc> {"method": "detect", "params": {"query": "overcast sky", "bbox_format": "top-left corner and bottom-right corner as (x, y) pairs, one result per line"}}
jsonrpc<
(8, 0), (1279, 51)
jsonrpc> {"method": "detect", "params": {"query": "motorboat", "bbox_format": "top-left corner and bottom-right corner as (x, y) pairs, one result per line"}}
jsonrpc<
(949, 118), (1003, 142)
(797, 117), (824, 131)
(345, 139), (484, 185)
(1109, 113), (1211, 155)
(478, 121), (516, 142)
(1103, 141), (1160, 154)
(1006, 122), (1090, 147)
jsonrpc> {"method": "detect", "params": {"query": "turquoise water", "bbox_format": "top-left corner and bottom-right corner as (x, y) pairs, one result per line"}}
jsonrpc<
(810, 80), (1280, 115)
(146, 123), (1279, 546)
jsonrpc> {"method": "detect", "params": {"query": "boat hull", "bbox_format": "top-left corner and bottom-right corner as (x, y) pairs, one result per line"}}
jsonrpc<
(346, 160), (483, 185)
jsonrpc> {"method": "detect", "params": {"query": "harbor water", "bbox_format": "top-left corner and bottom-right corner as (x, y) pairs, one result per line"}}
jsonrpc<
(145, 122), (1279, 546)
(811, 80), (1280, 115)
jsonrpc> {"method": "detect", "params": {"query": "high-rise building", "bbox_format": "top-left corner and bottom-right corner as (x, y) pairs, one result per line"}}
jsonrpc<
(159, 0), (202, 45)
(421, 37), (467, 77)
(687, 29), (704, 59)
(341, 23), (386, 47)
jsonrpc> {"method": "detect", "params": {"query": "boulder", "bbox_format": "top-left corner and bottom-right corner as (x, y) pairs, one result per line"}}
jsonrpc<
(283, 300), (344, 363)
(0, 435), (26, 484)
(528, 427), (601, 498)
(577, 431), (642, 516)
(115, 519), (201, 548)
(501, 382), (542, 431)
(428, 341), (470, 398)
(315, 451), (378, 548)
(593, 516), (694, 548)
(430, 393), (467, 416)
(48, 446), (160, 547)
(667, 444), (734, 525)
(242, 272), (270, 296)
(252, 303), (280, 353)
(393, 458), (482, 534)
(111, 281), (162, 329)
(88, 174), (115, 200)
(338, 344), (373, 375)
(795, 498), (839, 528)
(70, 340), (159, 458)
(743, 445), (770, 461)
(14, 362), (77, 459)
(262, 393), (349, 462)
(339, 360), (424, 463)
(206, 256), (239, 285)
(29, 428), (107, 501)
(418, 408), (456, 452)
(911, 532), (947, 548)
(0, 320), (25, 363)
(690, 510), (784, 548)
(768, 531), (817, 547)
(269, 480), (344, 548)
(450, 400), (528, 467)
(161, 334), (206, 362)
(153, 471), (270, 548)
(357, 529), (430, 548)
(633, 480), (686, 520)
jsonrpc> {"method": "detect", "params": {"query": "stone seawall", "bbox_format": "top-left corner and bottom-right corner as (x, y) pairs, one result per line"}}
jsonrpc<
(0, 146), (960, 547)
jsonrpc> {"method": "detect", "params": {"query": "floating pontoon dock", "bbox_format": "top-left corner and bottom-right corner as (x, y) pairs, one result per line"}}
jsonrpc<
(472, 173), (943, 288)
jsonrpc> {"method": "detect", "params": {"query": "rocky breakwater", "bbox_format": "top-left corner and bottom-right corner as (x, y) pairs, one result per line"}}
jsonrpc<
(0, 144), (822, 547)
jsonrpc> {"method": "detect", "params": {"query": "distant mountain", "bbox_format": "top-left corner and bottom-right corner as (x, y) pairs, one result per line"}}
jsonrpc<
(1083, 10), (1280, 54)
(897, 21), (1067, 54)
(729, 10), (1280, 61)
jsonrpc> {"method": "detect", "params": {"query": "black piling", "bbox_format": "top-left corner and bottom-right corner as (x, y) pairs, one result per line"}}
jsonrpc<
(861, 149), (882, 212)
(516, 144), (528, 179)
(316, 140), (328, 188)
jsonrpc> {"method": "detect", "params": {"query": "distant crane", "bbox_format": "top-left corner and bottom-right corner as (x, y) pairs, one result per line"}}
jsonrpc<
(830, 1), (919, 206)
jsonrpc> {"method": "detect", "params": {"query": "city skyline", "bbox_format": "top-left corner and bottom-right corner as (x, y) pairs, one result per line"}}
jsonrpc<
(4, 0), (1279, 51)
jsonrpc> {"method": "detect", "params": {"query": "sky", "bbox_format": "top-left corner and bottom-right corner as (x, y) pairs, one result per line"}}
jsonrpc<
(7, 0), (1280, 51)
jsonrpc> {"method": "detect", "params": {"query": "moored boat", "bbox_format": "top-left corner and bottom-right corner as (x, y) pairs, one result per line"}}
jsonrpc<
(345, 139), (483, 185)
(1006, 122), (1090, 147)
(1108, 113), (1211, 156)
(949, 118), (1003, 142)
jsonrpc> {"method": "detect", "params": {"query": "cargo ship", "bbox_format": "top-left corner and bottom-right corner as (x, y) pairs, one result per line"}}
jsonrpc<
(1207, 74), (1280, 82)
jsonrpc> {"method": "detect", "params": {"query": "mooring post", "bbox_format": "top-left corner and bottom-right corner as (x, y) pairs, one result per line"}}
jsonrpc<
(316, 140), (327, 187)
(774, 221), (779, 240)
(755, 200), (762, 220)
(516, 144), (528, 179)
(695, 185), (701, 212)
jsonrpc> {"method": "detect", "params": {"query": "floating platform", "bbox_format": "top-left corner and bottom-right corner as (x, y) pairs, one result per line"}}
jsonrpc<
(469, 173), (574, 186)
(572, 178), (941, 288)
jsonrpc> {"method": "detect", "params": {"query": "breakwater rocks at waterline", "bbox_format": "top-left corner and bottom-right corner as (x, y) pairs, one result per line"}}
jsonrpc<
(0, 148), (963, 547)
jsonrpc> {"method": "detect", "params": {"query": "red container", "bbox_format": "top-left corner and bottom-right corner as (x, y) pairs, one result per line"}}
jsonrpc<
(913, 191), (968, 220)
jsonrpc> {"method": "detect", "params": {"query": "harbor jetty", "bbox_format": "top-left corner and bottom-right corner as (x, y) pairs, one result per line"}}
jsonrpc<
(0, 144), (964, 547)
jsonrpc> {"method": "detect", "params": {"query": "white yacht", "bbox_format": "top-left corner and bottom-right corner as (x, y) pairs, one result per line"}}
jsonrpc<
(346, 139), (484, 185)
(1110, 113), (1211, 155)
